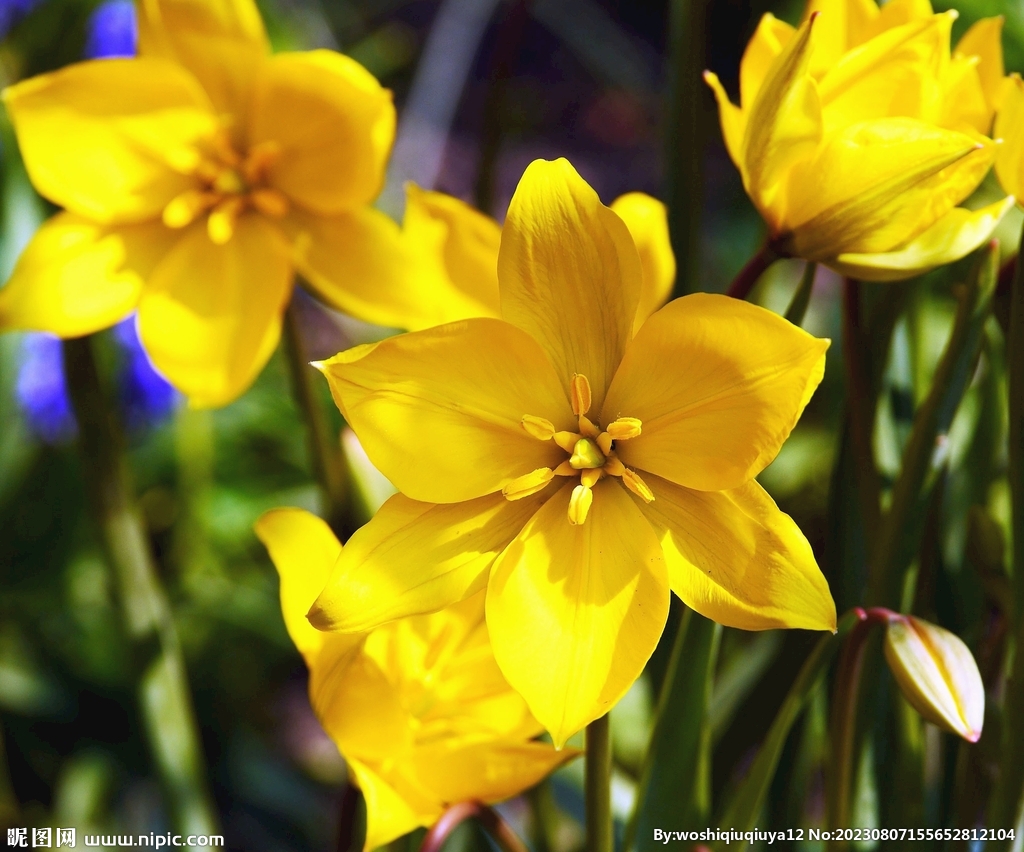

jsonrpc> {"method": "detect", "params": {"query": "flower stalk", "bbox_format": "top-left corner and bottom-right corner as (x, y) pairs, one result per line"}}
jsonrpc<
(62, 335), (217, 836)
(726, 242), (778, 301)
(586, 714), (613, 852)
(419, 801), (529, 852)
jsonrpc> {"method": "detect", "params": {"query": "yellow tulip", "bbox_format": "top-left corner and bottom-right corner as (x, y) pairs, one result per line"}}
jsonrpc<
(309, 158), (837, 746)
(398, 184), (676, 332)
(0, 0), (427, 407)
(705, 0), (1012, 282)
(994, 74), (1024, 204)
(254, 508), (573, 851)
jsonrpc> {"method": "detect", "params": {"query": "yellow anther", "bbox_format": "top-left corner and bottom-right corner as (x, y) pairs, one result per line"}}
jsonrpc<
(606, 417), (642, 440)
(580, 468), (602, 488)
(243, 140), (282, 184)
(208, 197), (246, 245)
(213, 168), (245, 195)
(502, 468), (554, 500)
(163, 189), (216, 229)
(553, 461), (576, 476)
(522, 415), (556, 441)
(567, 484), (593, 525)
(250, 188), (290, 218)
(570, 373), (592, 416)
(597, 432), (613, 455)
(603, 455), (625, 476)
(570, 438), (605, 470)
(554, 431), (580, 453)
(621, 469), (654, 503)
(578, 415), (600, 438)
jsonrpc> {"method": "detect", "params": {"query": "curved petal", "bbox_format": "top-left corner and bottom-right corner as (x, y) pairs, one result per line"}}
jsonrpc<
(497, 158), (642, 411)
(316, 318), (572, 503)
(254, 508), (342, 664)
(739, 13), (795, 108)
(955, 16), (1005, 113)
(995, 74), (1024, 201)
(309, 490), (552, 633)
(137, 0), (268, 118)
(0, 213), (174, 336)
(603, 294), (829, 493)
(831, 197), (1013, 281)
(402, 184), (501, 318)
(486, 480), (669, 747)
(348, 759), (430, 852)
(639, 475), (836, 631)
(250, 51), (395, 214)
(704, 71), (746, 168)
(610, 193), (676, 333)
(3, 58), (215, 224)
(137, 213), (292, 407)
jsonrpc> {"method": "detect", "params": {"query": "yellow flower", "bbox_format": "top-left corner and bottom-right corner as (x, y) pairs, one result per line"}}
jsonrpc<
(396, 184), (675, 332)
(0, 0), (419, 407)
(704, 0), (1012, 282)
(308, 158), (837, 746)
(994, 74), (1024, 203)
(255, 508), (573, 851)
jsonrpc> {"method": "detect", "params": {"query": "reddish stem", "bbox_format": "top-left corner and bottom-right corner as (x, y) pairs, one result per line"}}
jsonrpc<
(419, 801), (529, 852)
(725, 242), (778, 300)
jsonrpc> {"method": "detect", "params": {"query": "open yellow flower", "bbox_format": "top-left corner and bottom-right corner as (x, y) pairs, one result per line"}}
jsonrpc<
(705, 0), (1012, 282)
(309, 158), (837, 746)
(994, 74), (1024, 204)
(398, 185), (675, 332)
(255, 508), (572, 851)
(0, 0), (419, 406)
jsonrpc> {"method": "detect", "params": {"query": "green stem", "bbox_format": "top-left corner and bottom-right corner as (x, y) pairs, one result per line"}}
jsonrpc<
(785, 262), (817, 326)
(62, 335), (217, 836)
(586, 714), (613, 852)
(283, 299), (350, 538)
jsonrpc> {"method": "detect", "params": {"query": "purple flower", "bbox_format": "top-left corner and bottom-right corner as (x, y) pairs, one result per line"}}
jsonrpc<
(16, 333), (76, 443)
(112, 317), (180, 431)
(0, 0), (42, 41)
(83, 0), (136, 59)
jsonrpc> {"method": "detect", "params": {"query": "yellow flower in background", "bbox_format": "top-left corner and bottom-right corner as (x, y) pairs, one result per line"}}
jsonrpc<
(704, 0), (1012, 282)
(394, 185), (675, 332)
(255, 508), (572, 851)
(0, 0), (418, 407)
(308, 158), (836, 746)
(994, 74), (1024, 205)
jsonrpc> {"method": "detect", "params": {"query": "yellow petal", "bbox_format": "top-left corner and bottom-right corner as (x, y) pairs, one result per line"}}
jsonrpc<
(955, 16), (1005, 113)
(870, 0), (933, 33)
(2, 58), (215, 224)
(741, 14), (822, 230)
(832, 196), (1013, 281)
(309, 490), (551, 633)
(402, 184), (502, 318)
(0, 213), (174, 336)
(995, 74), (1024, 200)
(137, 0), (268, 117)
(317, 318), (572, 503)
(941, 53), (993, 135)
(137, 214), (292, 407)
(639, 474), (836, 631)
(498, 158), (642, 412)
(249, 51), (395, 214)
(785, 119), (994, 259)
(609, 193), (676, 332)
(602, 293), (828, 493)
(486, 480), (669, 747)
(347, 759), (429, 852)
(801, 0), (880, 70)
(704, 71), (747, 168)
(254, 508), (343, 664)
(739, 13), (796, 108)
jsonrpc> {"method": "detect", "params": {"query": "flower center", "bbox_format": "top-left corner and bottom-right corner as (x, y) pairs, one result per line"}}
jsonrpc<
(504, 373), (653, 525)
(161, 131), (290, 245)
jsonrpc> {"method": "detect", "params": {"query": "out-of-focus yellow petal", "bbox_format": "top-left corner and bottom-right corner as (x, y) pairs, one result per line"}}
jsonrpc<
(347, 759), (429, 852)
(785, 119), (993, 258)
(739, 13), (796, 108)
(704, 71), (746, 167)
(602, 294), (828, 493)
(609, 193), (675, 332)
(254, 508), (342, 664)
(639, 475), (836, 632)
(869, 0), (933, 33)
(498, 158), (642, 412)
(0, 214), (174, 336)
(308, 490), (551, 633)
(403, 184), (501, 318)
(137, 213), (292, 407)
(2, 59), (214, 224)
(741, 15), (822, 229)
(486, 480), (669, 747)
(955, 16), (1005, 113)
(802, 0), (878, 71)
(995, 74), (1024, 201)
(316, 318), (571, 503)
(249, 51), (395, 214)
(137, 0), (267, 117)
(832, 197), (1012, 281)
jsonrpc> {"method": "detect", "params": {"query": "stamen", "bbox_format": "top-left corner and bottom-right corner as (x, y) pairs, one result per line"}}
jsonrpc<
(553, 431), (580, 453)
(606, 417), (642, 440)
(570, 374), (592, 416)
(621, 469), (654, 503)
(522, 415), (556, 441)
(569, 438), (605, 470)
(567, 484), (593, 525)
(577, 415), (600, 438)
(597, 432), (613, 456)
(603, 455), (625, 476)
(163, 189), (217, 228)
(212, 168), (245, 195)
(503, 468), (554, 500)
(580, 468), (602, 488)
(553, 461), (576, 476)
(208, 197), (246, 245)
(250, 188), (290, 218)
(243, 140), (282, 184)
